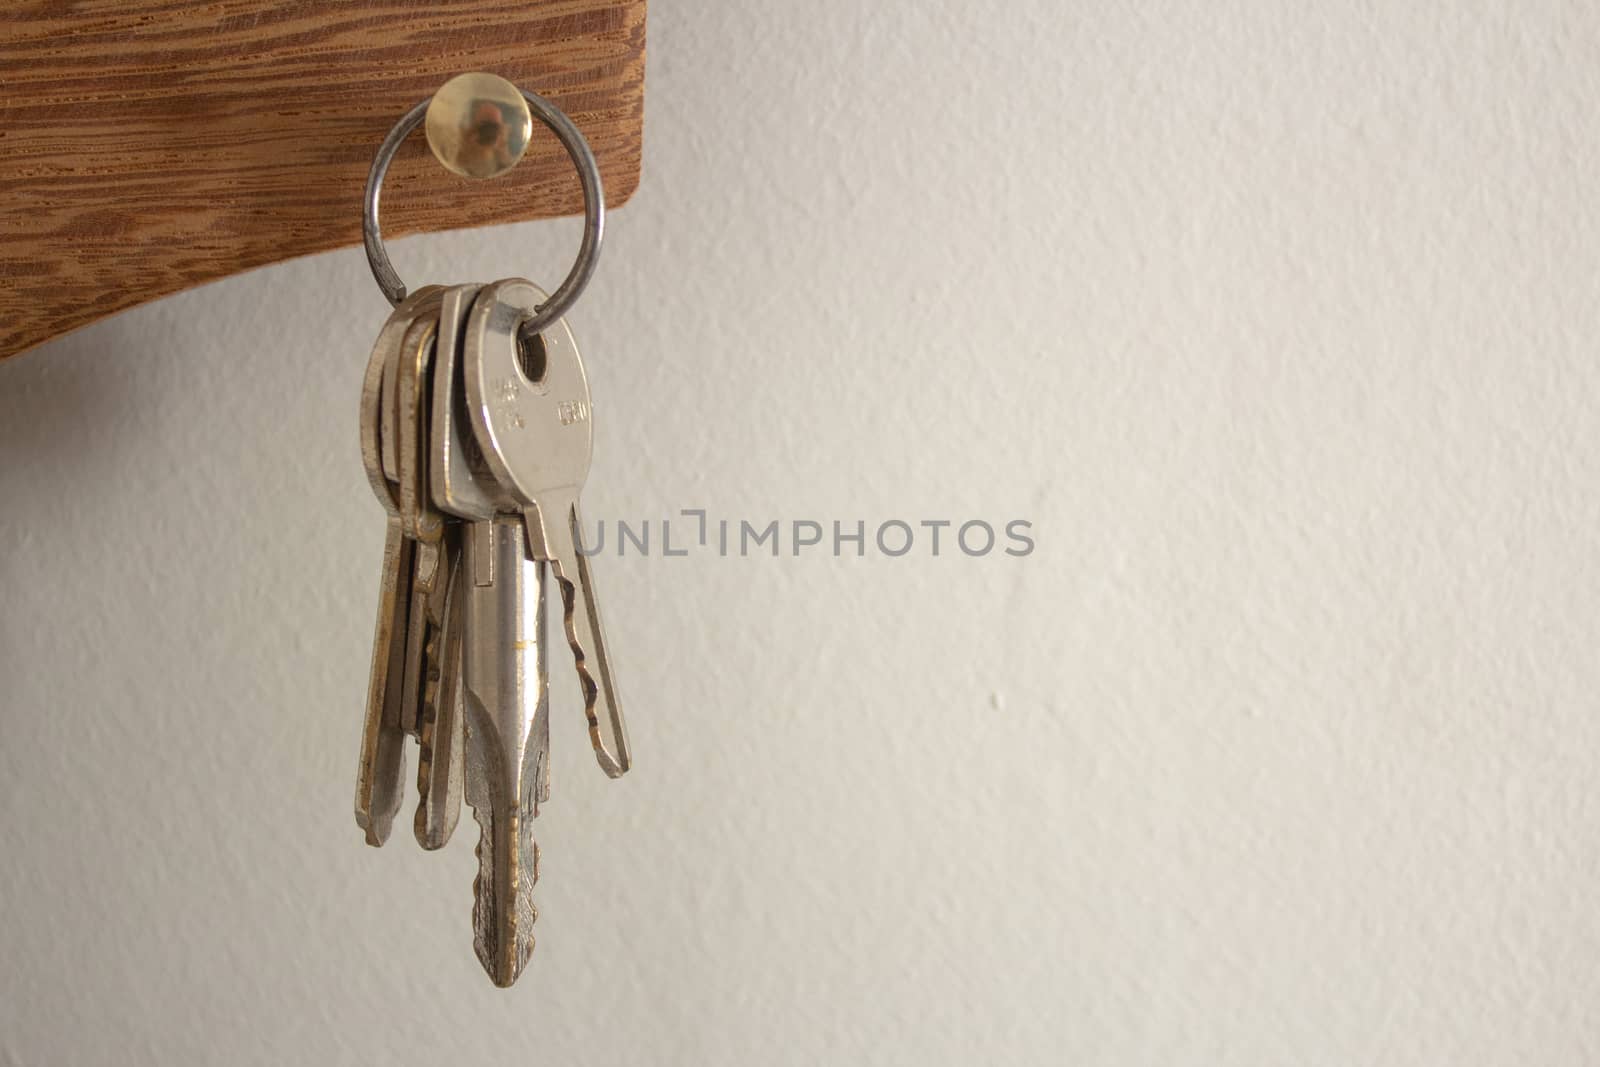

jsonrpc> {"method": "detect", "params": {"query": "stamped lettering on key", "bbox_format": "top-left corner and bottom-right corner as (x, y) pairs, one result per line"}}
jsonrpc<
(492, 378), (526, 429)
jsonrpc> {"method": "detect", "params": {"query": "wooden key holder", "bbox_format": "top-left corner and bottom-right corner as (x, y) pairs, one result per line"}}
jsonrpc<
(0, 0), (647, 361)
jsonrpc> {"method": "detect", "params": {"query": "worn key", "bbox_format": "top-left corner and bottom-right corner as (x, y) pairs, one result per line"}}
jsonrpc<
(464, 279), (630, 778)
(437, 283), (551, 980)
(355, 286), (442, 846)
(394, 299), (470, 846)
(408, 284), (496, 850)
(461, 517), (550, 986)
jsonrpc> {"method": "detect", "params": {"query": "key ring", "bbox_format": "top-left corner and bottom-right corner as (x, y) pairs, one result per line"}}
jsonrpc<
(362, 84), (605, 343)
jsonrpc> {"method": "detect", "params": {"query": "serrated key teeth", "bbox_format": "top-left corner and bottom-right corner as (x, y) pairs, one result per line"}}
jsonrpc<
(463, 702), (541, 986)
(546, 540), (630, 779)
(468, 801), (540, 987)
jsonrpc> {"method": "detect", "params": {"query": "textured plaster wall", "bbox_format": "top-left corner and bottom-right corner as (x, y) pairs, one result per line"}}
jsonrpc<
(4, 2), (1600, 1064)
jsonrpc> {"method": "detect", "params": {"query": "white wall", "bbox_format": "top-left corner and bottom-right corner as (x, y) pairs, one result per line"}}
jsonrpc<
(4, 2), (1600, 1063)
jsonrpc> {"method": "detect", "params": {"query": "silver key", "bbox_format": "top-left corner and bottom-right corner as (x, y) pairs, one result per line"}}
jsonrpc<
(461, 518), (550, 986)
(397, 300), (465, 846)
(435, 283), (552, 981)
(464, 278), (631, 778)
(355, 286), (442, 846)
(412, 282), (493, 850)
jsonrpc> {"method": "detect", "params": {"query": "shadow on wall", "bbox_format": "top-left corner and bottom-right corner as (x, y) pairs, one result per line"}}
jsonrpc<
(0, 316), (164, 509)
(0, 307), (233, 684)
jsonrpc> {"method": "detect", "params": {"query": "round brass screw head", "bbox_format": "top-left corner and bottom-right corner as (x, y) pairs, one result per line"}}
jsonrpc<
(425, 72), (534, 179)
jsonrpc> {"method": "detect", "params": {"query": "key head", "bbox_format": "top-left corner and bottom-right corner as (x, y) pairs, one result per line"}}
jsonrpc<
(396, 312), (447, 546)
(432, 284), (519, 521)
(360, 286), (442, 514)
(463, 279), (592, 510)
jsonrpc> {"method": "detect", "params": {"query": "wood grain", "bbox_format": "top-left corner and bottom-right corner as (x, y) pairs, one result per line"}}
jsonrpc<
(0, 0), (645, 360)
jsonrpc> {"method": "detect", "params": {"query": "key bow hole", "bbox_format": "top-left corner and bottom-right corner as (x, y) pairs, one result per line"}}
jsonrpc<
(515, 328), (548, 385)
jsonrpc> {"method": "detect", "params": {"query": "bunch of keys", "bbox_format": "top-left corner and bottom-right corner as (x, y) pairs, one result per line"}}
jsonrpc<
(352, 74), (630, 988)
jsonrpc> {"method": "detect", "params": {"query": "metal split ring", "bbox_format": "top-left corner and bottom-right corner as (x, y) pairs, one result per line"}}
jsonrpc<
(362, 86), (605, 342)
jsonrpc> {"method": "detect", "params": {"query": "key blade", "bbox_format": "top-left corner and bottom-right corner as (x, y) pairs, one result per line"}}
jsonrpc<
(355, 522), (411, 845)
(530, 494), (630, 777)
(463, 704), (541, 986)
(461, 520), (549, 986)
(398, 557), (431, 738)
(416, 529), (464, 850)
(355, 289), (441, 844)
